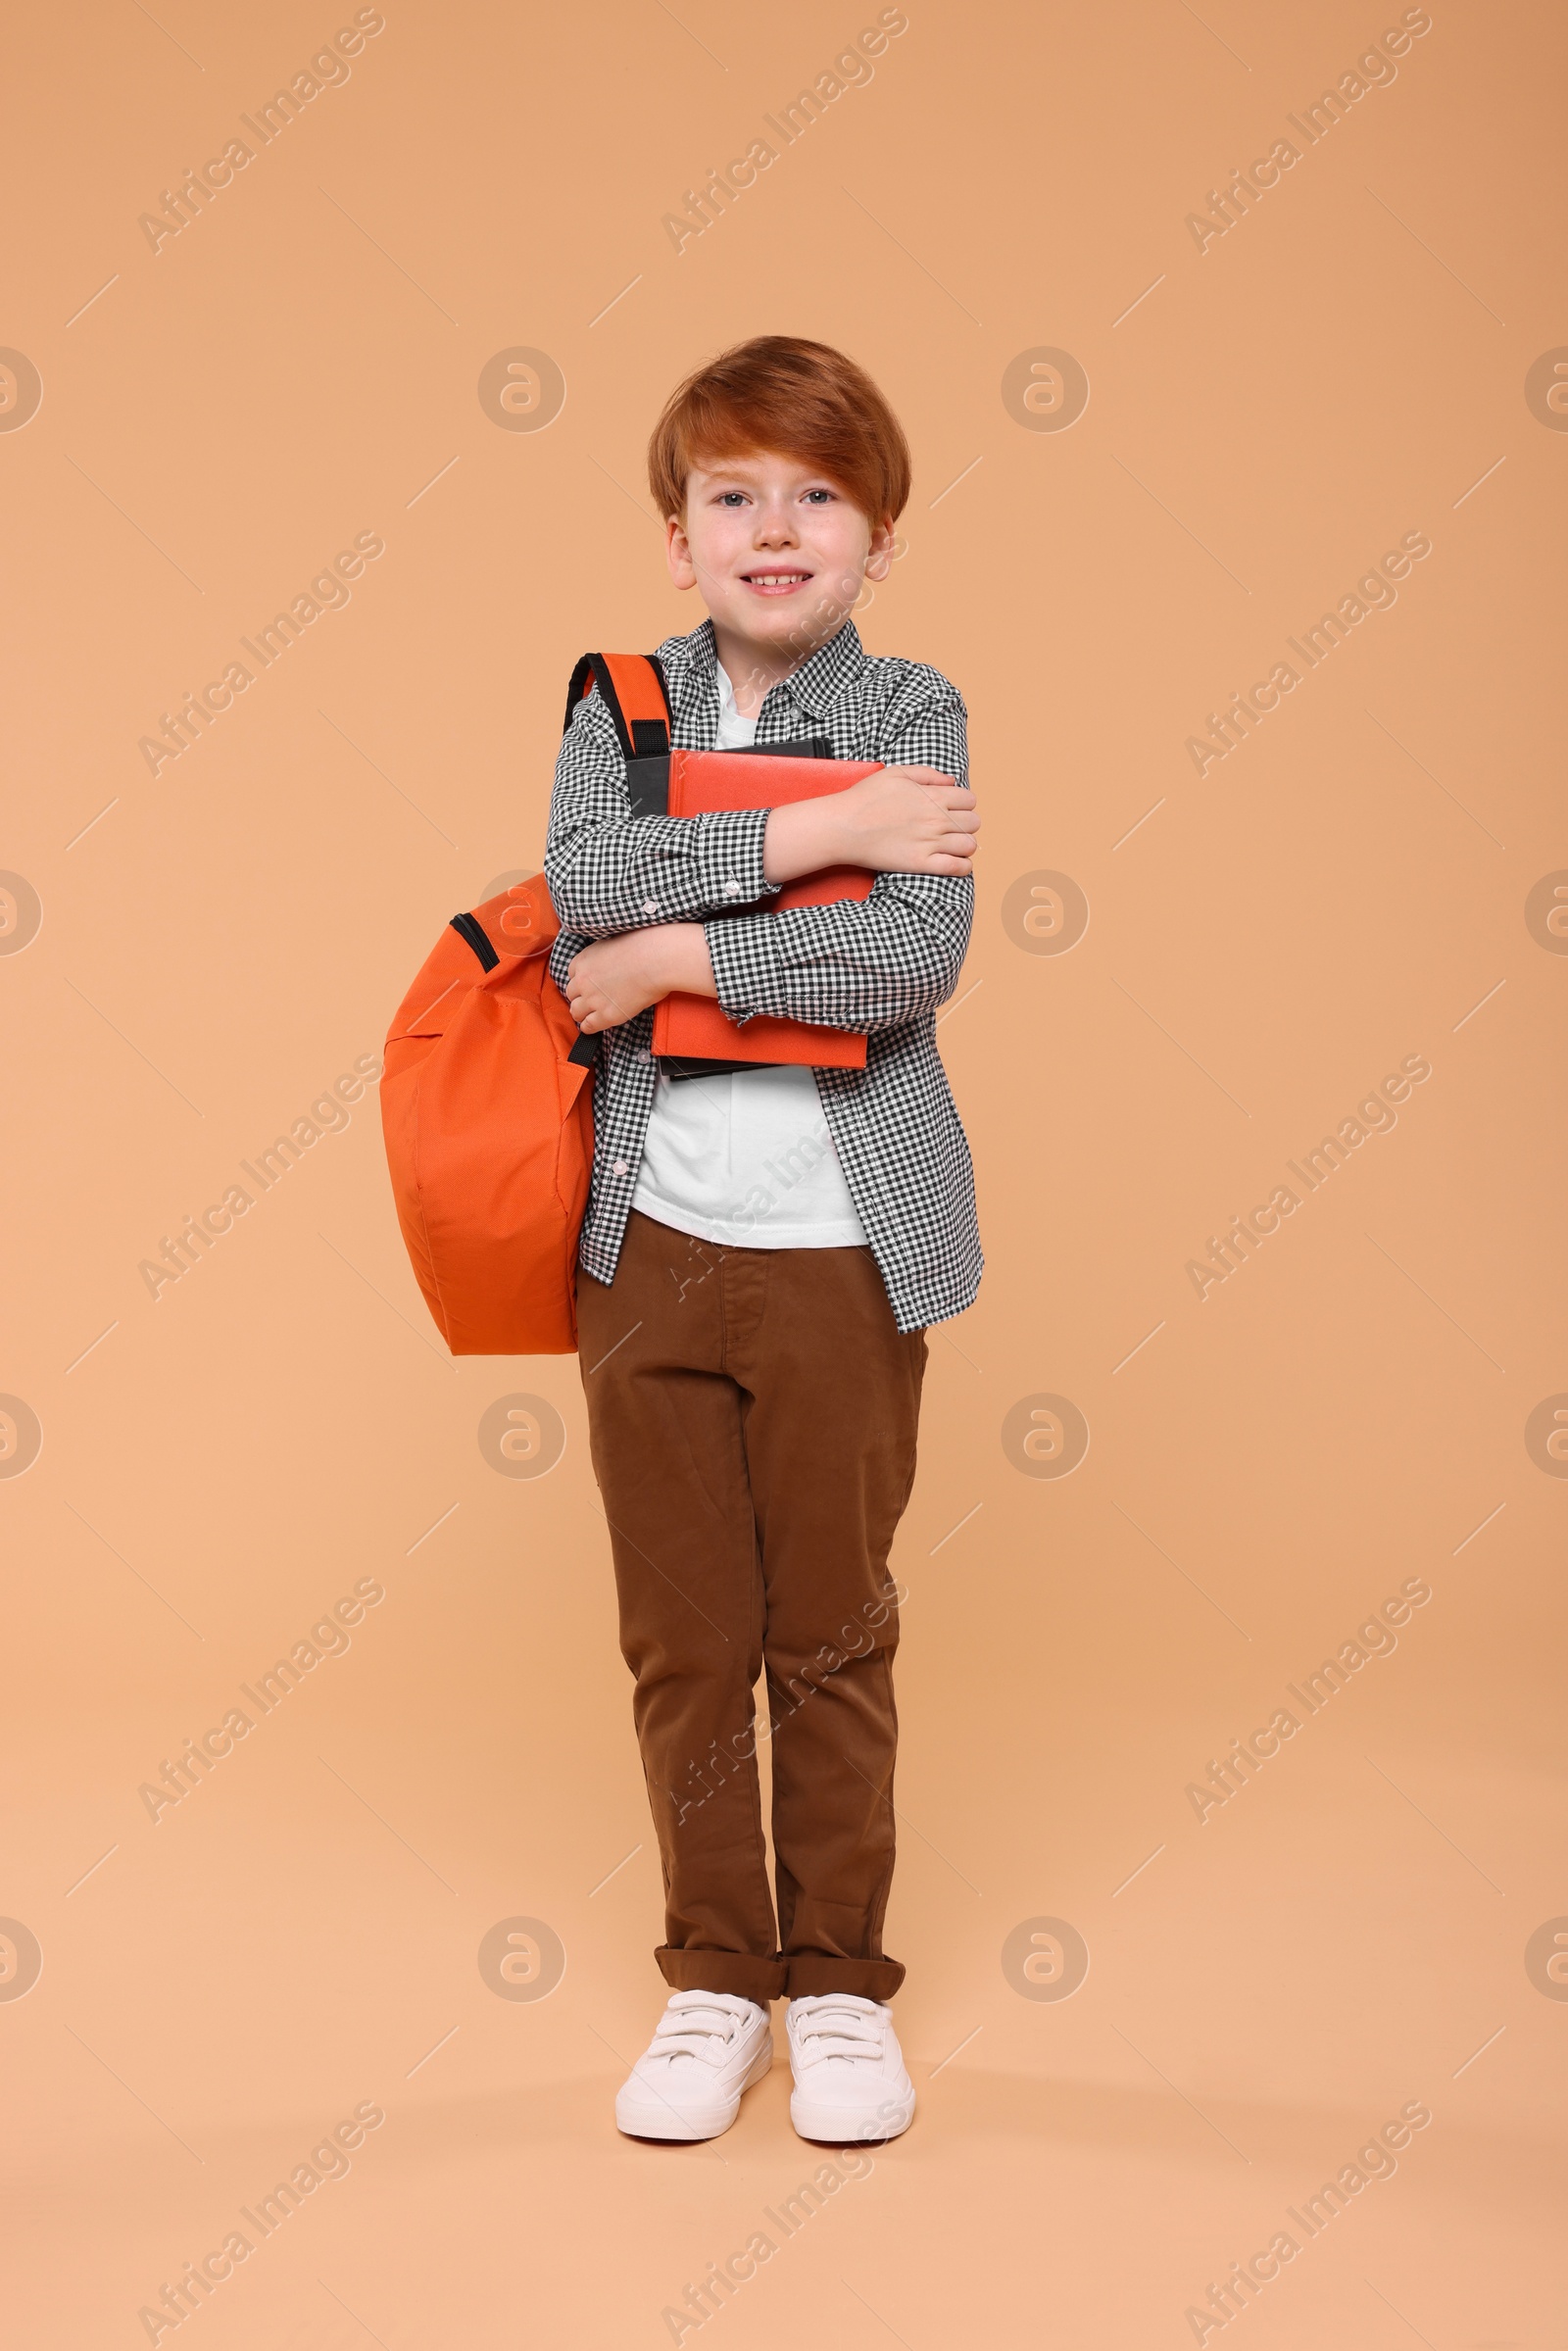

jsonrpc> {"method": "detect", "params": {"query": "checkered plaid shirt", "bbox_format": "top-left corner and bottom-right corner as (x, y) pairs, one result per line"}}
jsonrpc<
(545, 614), (982, 1332)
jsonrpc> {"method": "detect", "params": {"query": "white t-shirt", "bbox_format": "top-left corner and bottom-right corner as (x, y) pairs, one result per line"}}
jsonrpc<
(630, 666), (869, 1251)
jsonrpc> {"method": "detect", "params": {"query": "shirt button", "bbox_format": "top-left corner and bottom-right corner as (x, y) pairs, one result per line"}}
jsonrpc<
(722, 879), (741, 897)
(612, 1159), (628, 1176)
(641, 899), (658, 914)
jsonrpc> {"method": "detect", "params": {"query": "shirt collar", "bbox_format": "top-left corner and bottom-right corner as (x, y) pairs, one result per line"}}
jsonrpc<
(770, 615), (865, 720)
(675, 612), (865, 723)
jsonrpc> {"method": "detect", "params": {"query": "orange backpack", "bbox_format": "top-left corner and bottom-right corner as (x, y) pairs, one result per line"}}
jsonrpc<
(379, 653), (669, 1354)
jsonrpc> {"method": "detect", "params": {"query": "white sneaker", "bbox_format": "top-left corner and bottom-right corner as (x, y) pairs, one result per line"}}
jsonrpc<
(786, 1992), (915, 2142)
(614, 1990), (773, 2140)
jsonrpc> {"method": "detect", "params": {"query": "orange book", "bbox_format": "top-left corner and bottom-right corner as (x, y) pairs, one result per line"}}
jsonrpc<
(649, 746), (882, 1073)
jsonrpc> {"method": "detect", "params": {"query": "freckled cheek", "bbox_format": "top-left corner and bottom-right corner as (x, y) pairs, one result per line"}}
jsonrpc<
(816, 521), (870, 583)
(696, 519), (757, 568)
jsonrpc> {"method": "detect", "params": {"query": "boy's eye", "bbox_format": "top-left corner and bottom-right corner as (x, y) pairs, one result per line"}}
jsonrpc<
(717, 491), (750, 507)
(802, 489), (834, 505)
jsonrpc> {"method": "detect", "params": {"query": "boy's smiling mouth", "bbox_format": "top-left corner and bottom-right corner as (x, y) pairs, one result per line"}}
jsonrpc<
(740, 567), (813, 596)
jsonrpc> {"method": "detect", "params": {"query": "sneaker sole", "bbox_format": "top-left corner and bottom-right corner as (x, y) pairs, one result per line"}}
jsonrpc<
(615, 2042), (772, 2141)
(789, 2085), (915, 2144)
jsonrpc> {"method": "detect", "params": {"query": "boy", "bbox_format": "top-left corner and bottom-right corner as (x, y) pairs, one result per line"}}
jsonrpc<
(546, 335), (981, 2143)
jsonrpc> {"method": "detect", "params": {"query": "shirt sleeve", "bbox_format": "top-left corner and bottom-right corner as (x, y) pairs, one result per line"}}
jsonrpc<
(544, 686), (783, 939)
(702, 684), (974, 1034)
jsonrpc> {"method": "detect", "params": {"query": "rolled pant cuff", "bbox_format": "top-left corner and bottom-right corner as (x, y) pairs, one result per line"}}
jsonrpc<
(657, 1946), (790, 2003)
(784, 1954), (906, 2002)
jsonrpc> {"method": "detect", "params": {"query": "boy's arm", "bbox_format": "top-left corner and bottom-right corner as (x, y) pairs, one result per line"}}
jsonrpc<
(703, 687), (974, 1035)
(544, 685), (783, 938)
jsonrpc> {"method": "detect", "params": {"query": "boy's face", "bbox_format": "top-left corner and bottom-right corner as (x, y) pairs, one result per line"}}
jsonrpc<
(664, 452), (895, 665)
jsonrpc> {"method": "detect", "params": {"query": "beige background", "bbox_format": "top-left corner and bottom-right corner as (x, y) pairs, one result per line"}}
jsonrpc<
(3, 0), (1565, 2343)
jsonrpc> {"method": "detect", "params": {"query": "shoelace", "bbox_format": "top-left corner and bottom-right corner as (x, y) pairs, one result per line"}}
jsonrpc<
(647, 1996), (756, 2071)
(791, 1996), (885, 2068)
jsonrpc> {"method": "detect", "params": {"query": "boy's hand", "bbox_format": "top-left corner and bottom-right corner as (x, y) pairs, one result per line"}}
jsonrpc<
(564, 923), (716, 1034)
(763, 767), (978, 884)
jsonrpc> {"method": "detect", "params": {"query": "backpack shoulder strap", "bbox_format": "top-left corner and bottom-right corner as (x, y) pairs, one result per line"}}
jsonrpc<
(563, 653), (671, 759)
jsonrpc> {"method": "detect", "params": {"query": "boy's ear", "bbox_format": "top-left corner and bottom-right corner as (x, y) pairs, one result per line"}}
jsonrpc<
(664, 509), (697, 592)
(863, 512), (897, 586)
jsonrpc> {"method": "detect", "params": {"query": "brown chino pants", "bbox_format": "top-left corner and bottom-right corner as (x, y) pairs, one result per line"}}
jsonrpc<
(576, 1208), (927, 2004)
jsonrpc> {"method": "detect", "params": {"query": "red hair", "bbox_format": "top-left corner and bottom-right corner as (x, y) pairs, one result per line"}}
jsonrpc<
(647, 335), (911, 527)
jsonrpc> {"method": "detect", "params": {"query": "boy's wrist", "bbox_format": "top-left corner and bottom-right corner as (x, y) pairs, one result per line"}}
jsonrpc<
(762, 798), (845, 884)
(653, 922), (717, 999)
